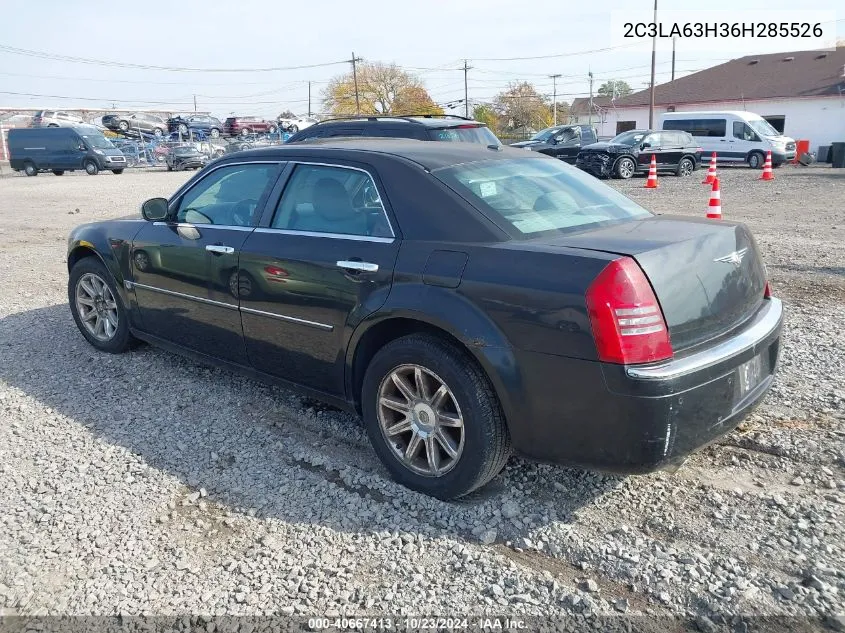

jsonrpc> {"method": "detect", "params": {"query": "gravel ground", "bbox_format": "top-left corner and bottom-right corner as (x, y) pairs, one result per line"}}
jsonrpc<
(0, 165), (843, 630)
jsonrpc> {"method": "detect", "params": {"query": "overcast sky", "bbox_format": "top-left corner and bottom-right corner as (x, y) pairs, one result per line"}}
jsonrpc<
(0, 0), (841, 118)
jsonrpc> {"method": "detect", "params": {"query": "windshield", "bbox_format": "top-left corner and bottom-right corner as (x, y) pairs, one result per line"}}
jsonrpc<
(610, 131), (647, 146)
(428, 125), (501, 145)
(530, 127), (560, 142)
(748, 119), (780, 137)
(434, 157), (651, 237)
(80, 133), (115, 149)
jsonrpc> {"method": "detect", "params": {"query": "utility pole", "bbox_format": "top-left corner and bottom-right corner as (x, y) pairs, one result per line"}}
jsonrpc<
(193, 94), (197, 112)
(308, 81), (311, 118)
(671, 36), (676, 81)
(648, 0), (657, 127)
(549, 74), (561, 125)
(463, 60), (472, 118)
(588, 71), (594, 127)
(351, 52), (361, 115)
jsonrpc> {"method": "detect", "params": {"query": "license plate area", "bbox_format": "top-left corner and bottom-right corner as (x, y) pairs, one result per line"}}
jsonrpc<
(736, 352), (767, 401)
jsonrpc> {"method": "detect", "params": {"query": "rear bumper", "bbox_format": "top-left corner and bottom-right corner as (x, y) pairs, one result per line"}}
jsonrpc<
(505, 298), (783, 473)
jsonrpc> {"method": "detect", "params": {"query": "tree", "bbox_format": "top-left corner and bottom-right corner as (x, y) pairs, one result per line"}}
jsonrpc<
(472, 105), (500, 133)
(597, 80), (633, 99)
(392, 86), (443, 116)
(278, 109), (296, 119)
(322, 62), (441, 116)
(493, 82), (551, 132)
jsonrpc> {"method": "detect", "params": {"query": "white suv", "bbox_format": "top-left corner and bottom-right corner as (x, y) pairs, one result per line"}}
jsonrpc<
(31, 110), (85, 128)
(278, 115), (318, 133)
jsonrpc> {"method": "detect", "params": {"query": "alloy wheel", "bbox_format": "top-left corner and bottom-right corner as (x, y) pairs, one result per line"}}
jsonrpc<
(618, 158), (635, 179)
(377, 364), (465, 477)
(75, 273), (119, 341)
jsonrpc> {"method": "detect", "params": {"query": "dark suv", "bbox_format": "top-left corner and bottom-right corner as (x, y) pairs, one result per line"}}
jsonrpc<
(576, 130), (702, 179)
(285, 115), (501, 145)
(510, 124), (597, 163)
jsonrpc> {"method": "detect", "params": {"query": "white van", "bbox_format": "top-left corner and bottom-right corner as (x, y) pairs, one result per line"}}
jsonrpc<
(661, 111), (796, 168)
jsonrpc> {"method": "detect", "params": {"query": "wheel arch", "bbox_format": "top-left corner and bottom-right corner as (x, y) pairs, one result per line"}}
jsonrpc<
(345, 307), (522, 433)
(611, 153), (636, 175)
(67, 238), (131, 309)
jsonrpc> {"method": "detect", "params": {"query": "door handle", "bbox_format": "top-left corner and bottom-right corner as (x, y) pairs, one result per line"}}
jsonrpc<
(337, 260), (378, 273)
(206, 244), (234, 255)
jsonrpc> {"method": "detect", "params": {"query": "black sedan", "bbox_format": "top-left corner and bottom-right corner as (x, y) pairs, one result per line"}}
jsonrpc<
(165, 146), (208, 171)
(66, 139), (782, 499)
(576, 130), (701, 179)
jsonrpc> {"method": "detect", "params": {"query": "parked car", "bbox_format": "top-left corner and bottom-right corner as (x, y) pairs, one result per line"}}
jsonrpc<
(509, 124), (598, 163)
(165, 145), (208, 171)
(661, 110), (796, 168)
(67, 139), (781, 499)
(9, 126), (127, 176)
(103, 113), (168, 137)
(278, 115), (318, 133)
(576, 130), (701, 179)
(224, 116), (278, 136)
(286, 115), (501, 145)
(168, 115), (223, 138)
(30, 110), (85, 128)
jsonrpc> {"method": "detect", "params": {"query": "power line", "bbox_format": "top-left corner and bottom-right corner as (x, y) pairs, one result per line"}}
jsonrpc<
(0, 43), (350, 73)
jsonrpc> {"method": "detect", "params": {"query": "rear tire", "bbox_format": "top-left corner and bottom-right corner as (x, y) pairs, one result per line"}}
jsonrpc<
(68, 257), (135, 354)
(153, 128), (164, 137)
(290, 124), (299, 133)
(84, 160), (99, 175)
(676, 156), (695, 177)
(241, 128), (251, 136)
(210, 128), (220, 138)
(118, 120), (129, 132)
(111, 169), (124, 174)
(361, 334), (511, 499)
(52, 169), (65, 176)
(24, 162), (38, 177)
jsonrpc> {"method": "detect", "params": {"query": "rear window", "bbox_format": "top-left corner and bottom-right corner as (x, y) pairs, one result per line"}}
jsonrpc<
(428, 125), (500, 145)
(433, 157), (651, 237)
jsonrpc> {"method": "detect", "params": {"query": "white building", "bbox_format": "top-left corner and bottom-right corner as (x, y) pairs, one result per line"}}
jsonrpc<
(574, 47), (845, 151)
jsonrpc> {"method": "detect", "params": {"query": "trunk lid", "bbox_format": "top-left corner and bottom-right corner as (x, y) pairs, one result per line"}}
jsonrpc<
(539, 215), (767, 351)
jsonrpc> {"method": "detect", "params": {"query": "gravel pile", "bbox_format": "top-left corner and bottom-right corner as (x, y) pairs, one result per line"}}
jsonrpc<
(0, 166), (843, 627)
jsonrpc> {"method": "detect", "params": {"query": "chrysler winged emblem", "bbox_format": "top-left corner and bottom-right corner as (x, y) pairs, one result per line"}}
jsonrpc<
(714, 247), (748, 268)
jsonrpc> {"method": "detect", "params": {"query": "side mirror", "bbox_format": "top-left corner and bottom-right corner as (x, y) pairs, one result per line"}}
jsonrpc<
(141, 197), (169, 221)
(552, 135), (564, 143)
(641, 142), (651, 149)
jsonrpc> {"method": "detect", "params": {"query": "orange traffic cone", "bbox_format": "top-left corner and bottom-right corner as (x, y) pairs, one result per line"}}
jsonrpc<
(644, 155), (659, 188)
(706, 177), (722, 219)
(759, 151), (775, 180)
(702, 152), (718, 184)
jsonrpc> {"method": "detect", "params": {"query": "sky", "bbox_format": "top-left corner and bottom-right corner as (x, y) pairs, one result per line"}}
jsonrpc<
(0, 0), (841, 119)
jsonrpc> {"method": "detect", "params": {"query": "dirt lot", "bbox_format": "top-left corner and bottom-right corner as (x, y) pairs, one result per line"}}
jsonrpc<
(0, 164), (843, 629)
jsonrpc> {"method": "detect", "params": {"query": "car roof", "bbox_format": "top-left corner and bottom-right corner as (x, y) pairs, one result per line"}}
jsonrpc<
(232, 137), (540, 171)
(306, 116), (487, 129)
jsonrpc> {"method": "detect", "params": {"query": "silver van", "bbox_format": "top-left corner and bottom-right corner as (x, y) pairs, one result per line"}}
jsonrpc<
(661, 111), (796, 168)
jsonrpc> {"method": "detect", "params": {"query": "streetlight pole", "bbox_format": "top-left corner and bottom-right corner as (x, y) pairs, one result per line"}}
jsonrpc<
(549, 74), (561, 125)
(588, 71), (594, 127)
(351, 52), (361, 115)
(648, 0), (657, 128)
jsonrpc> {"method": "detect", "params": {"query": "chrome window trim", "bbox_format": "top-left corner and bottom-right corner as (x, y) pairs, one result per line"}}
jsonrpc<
(240, 307), (333, 331)
(253, 227), (394, 243)
(152, 222), (254, 232)
(271, 160), (396, 239)
(127, 281), (238, 311)
(626, 298), (782, 381)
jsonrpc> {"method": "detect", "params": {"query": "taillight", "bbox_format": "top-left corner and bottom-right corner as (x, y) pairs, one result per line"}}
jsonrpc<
(764, 280), (772, 298)
(585, 257), (672, 365)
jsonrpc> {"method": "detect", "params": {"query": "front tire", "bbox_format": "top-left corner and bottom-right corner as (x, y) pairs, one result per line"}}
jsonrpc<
(118, 120), (129, 132)
(111, 169), (124, 174)
(748, 151), (764, 169)
(52, 169), (65, 176)
(361, 334), (511, 499)
(84, 160), (99, 175)
(153, 128), (164, 137)
(241, 128), (251, 136)
(614, 156), (636, 179)
(68, 258), (135, 353)
(24, 161), (38, 176)
(210, 128), (220, 138)
(290, 125), (299, 133)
